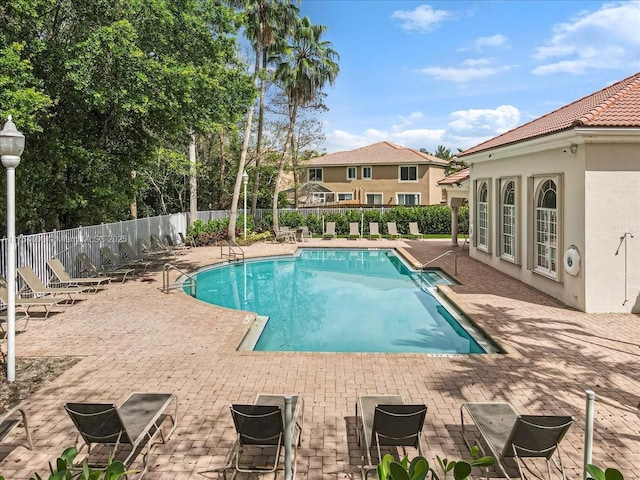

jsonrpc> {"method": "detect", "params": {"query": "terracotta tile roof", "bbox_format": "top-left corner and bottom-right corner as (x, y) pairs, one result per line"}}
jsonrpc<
(308, 141), (449, 166)
(438, 168), (470, 185)
(459, 72), (640, 157)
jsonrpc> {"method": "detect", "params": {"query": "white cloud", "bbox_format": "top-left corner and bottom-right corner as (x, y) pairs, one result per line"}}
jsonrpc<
(391, 4), (450, 32)
(393, 112), (424, 130)
(324, 127), (445, 153)
(449, 105), (520, 135)
(322, 106), (522, 154)
(532, 1), (640, 75)
(418, 61), (513, 83)
(473, 34), (508, 50)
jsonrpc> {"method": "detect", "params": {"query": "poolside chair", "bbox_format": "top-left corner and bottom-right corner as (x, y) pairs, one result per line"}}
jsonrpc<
(65, 392), (178, 477)
(0, 312), (30, 336)
(0, 406), (33, 450)
(274, 227), (296, 243)
(151, 234), (187, 255)
(297, 226), (311, 242)
(323, 221), (336, 239)
(369, 222), (381, 240)
(47, 258), (111, 293)
(178, 232), (196, 248)
(100, 246), (151, 273)
(349, 222), (360, 239)
(217, 394), (304, 479)
(138, 238), (175, 260)
(461, 402), (574, 480)
(17, 266), (90, 304)
(118, 242), (163, 266)
(164, 234), (191, 251)
(0, 278), (66, 318)
(386, 222), (401, 239)
(409, 222), (424, 239)
(76, 253), (133, 283)
(357, 395), (427, 478)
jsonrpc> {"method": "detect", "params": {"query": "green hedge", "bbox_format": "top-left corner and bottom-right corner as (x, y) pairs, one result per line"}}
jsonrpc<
(188, 206), (469, 243)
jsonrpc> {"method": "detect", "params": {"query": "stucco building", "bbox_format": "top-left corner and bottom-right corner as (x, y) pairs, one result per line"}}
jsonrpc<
(302, 141), (449, 206)
(457, 72), (640, 313)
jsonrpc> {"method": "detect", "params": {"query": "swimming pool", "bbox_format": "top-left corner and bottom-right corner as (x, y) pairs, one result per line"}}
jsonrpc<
(192, 249), (495, 354)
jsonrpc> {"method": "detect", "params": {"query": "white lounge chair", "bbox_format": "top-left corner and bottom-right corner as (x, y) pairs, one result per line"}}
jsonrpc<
(18, 266), (90, 304)
(368, 222), (381, 240)
(47, 258), (111, 292)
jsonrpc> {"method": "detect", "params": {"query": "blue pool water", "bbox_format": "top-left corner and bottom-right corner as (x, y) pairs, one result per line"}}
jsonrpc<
(192, 249), (488, 354)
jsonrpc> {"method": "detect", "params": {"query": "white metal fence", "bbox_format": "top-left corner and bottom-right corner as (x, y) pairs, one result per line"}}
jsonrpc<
(0, 205), (461, 290)
(0, 212), (188, 288)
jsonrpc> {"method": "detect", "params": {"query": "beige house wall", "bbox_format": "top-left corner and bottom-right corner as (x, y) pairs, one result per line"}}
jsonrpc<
(468, 135), (640, 313)
(583, 143), (640, 312)
(310, 164), (446, 205)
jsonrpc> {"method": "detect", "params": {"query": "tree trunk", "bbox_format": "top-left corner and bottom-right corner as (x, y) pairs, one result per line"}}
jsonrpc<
(228, 40), (261, 241)
(251, 48), (268, 216)
(272, 103), (297, 232)
(188, 132), (197, 226)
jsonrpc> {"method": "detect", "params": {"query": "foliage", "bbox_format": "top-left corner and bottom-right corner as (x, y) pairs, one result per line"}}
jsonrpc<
(586, 464), (625, 480)
(187, 219), (229, 246)
(458, 205), (469, 235)
(236, 231), (272, 246)
(377, 446), (494, 480)
(1, 0), (254, 233)
(0, 447), (134, 480)
(279, 210), (306, 228)
(269, 14), (340, 231)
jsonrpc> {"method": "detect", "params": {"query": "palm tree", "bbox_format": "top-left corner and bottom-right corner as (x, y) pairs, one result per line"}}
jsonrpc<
(270, 16), (339, 231)
(227, 0), (299, 241)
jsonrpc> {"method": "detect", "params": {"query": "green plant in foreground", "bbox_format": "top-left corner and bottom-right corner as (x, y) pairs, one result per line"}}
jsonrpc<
(586, 464), (625, 480)
(0, 447), (135, 480)
(377, 446), (494, 480)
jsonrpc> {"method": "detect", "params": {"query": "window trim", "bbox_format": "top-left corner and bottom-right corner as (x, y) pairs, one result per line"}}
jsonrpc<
(362, 166), (372, 180)
(532, 176), (560, 280)
(337, 192), (354, 201)
(475, 180), (491, 253)
(398, 165), (418, 183)
(308, 168), (323, 182)
(365, 192), (383, 205)
(346, 166), (357, 181)
(396, 193), (421, 206)
(498, 177), (518, 264)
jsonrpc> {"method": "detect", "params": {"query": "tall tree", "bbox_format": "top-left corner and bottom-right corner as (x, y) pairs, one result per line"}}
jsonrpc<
(227, 0), (298, 241)
(0, 0), (253, 232)
(270, 16), (339, 231)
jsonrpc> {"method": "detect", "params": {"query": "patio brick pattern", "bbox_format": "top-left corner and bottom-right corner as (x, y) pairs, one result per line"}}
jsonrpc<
(0, 238), (637, 479)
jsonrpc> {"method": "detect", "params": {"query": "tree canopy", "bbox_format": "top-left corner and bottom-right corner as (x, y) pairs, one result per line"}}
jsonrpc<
(0, 0), (255, 232)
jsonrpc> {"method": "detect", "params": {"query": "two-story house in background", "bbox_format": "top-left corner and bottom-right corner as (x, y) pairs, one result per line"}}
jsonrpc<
(299, 141), (449, 206)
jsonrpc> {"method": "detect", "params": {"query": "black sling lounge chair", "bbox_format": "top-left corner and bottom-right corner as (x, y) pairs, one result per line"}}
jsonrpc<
(461, 402), (573, 480)
(357, 395), (427, 479)
(0, 406), (33, 450)
(210, 394), (304, 479)
(65, 392), (178, 478)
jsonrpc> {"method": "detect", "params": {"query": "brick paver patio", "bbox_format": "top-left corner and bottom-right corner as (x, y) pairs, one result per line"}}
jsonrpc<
(0, 239), (637, 479)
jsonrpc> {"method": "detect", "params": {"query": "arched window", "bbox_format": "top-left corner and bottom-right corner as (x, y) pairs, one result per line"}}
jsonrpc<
(501, 180), (516, 261)
(477, 182), (489, 249)
(535, 179), (557, 275)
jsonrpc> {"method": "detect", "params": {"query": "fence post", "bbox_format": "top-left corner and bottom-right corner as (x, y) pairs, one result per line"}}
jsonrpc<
(583, 389), (595, 479)
(284, 395), (293, 480)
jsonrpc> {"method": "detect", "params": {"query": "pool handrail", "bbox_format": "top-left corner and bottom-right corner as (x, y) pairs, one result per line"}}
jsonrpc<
(421, 250), (457, 277)
(162, 263), (197, 297)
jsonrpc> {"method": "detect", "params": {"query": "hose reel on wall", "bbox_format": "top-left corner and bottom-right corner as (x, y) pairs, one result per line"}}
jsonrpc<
(564, 246), (581, 275)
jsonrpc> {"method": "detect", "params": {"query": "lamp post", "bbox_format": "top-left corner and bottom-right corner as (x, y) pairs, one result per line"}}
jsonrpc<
(0, 116), (25, 382)
(242, 171), (249, 240)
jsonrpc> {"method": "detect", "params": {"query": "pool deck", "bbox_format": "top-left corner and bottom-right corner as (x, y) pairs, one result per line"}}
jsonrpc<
(0, 238), (638, 479)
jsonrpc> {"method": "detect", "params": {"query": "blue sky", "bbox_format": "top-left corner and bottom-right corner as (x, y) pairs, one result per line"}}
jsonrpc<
(297, 0), (640, 154)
